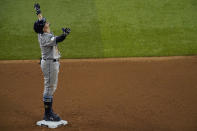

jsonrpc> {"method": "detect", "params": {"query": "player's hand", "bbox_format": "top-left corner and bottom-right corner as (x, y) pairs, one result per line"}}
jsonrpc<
(34, 3), (40, 10)
(62, 28), (71, 36)
(34, 3), (41, 15)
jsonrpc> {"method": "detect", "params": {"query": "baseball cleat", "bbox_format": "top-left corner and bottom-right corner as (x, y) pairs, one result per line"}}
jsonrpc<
(43, 112), (61, 121)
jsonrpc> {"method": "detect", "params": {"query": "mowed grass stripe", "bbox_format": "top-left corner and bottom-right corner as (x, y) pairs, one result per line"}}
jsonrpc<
(0, 0), (103, 59)
(95, 0), (197, 57)
(0, 0), (197, 60)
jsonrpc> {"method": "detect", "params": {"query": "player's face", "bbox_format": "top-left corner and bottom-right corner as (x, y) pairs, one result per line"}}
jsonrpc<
(43, 21), (50, 33)
(45, 22), (50, 28)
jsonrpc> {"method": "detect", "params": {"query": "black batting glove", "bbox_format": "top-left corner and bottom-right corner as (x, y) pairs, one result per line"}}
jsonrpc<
(34, 3), (40, 9)
(34, 3), (41, 15)
(62, 28), (71, 36)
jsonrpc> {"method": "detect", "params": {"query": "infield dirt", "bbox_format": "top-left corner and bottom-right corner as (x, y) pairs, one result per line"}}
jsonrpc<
(0, 56), (197, 131)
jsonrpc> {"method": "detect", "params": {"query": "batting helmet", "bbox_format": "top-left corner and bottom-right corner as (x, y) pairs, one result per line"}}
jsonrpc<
(33, 18), (46, 34)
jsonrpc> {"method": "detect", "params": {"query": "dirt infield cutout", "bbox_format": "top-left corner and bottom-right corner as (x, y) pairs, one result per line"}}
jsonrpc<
(0, 56), (197, 131)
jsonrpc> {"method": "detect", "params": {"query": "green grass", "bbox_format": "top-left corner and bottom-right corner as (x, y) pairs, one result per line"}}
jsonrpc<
(0, 0), (196, 60)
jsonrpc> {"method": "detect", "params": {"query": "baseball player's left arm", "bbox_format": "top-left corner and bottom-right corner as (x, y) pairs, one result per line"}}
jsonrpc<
(41, 28), (71, 46)
(34, 3), (43, 20)
(56, 28), (71, 43)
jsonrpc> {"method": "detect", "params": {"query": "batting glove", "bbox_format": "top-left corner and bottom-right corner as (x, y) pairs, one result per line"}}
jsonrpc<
(62, 28), (71, 36)
(34, 3), (41, 15)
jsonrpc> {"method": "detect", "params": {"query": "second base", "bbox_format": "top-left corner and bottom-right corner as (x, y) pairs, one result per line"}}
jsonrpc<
(36, 120), (68, 128)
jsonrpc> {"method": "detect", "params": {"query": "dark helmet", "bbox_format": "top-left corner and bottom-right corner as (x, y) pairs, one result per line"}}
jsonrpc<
(33, 17), (46, 34)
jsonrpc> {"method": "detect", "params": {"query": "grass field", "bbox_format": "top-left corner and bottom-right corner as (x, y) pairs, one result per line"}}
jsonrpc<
(0, 0), (196, 59)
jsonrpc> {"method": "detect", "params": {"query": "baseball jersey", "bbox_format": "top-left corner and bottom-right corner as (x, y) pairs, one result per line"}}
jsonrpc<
(38, 33), (61, 59)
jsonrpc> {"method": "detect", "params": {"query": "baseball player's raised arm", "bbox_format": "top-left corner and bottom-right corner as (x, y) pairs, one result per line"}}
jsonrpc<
(40, 29), (71, 46)
(56, 34), (66, 43)
(37, 14), (43, 21)
(34, 3), (43, 20)
(56, 28), (71, 43)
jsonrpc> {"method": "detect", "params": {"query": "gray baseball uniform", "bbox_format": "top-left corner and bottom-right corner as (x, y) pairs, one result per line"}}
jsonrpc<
(38, 32), (60, 102)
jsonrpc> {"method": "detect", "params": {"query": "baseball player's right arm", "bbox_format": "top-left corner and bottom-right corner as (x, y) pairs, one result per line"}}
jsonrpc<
(34, 3), (43, 20)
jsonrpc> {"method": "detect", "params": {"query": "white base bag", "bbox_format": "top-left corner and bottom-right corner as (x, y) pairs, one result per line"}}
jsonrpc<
(36, 120), (68, 128)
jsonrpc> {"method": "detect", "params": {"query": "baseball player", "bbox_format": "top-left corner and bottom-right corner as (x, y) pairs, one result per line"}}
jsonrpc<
(33, 3), (71, 121)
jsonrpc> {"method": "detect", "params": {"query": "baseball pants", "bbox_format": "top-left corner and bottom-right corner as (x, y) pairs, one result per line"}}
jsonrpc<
(41, 60), (60, 102)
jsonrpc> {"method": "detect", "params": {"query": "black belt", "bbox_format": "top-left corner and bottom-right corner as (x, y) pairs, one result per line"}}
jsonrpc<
(42, 58), (59, 62)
